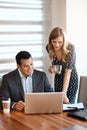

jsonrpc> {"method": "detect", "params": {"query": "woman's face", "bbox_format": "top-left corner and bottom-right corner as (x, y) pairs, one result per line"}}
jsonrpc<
(51, 36), (63, 52)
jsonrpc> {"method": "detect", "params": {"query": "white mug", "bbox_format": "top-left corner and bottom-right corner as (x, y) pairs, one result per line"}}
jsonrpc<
(53, 65), (62, 74)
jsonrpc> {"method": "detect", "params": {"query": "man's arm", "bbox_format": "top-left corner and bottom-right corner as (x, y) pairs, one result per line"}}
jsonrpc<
(44, 72), (54, 92)
(0, 76), (11, 109)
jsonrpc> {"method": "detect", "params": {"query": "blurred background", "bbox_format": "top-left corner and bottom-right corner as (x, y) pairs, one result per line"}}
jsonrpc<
(0, 0), (87, 92)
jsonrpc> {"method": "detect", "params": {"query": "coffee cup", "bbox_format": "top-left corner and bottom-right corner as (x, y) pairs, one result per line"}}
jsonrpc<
(53, 65), (62, 74)
(2, 97), (11, 114)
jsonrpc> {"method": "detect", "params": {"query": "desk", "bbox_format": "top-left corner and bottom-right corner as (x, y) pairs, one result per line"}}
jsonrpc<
(0, 110), (87, 130)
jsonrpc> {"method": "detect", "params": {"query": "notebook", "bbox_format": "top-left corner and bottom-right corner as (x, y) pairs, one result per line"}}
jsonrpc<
(24, 92), (63, 114)
(67, 108), (87, 120)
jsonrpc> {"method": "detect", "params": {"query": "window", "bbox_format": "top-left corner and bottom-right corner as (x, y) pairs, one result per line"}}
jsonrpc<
(0, 0), (51, 77)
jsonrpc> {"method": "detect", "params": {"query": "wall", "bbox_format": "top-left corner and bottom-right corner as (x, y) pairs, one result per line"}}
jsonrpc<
(51, 0), (66, 30)
(66, 0), (87, 78)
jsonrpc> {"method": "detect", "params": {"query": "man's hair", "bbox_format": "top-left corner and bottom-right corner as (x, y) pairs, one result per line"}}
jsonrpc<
(16, 51), (32, 65)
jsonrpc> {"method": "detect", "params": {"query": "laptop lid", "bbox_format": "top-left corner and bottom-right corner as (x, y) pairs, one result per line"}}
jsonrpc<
(68, 108), (87, 120)
(24, 92), (63, 114)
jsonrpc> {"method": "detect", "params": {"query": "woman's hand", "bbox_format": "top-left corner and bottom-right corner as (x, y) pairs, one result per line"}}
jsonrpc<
(63, 93), (70, 104)
(13, 101), (25, 111)
(48, 66), (55, 73)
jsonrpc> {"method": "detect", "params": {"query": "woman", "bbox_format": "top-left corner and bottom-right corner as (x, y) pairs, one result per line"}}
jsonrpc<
(46, 27), (78, 104)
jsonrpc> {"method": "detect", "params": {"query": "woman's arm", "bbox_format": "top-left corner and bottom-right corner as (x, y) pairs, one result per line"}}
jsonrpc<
(62, 68), (72, 104)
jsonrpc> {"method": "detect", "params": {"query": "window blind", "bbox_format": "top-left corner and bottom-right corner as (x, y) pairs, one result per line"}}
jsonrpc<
(0, 0), (50, 77)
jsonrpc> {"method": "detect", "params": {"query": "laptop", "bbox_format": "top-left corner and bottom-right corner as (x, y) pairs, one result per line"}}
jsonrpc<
(67, 108), (87, 120)
(24, 92), (63, 114)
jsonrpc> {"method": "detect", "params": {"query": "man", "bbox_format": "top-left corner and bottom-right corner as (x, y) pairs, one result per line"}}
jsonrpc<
(0, 51), (53, 111)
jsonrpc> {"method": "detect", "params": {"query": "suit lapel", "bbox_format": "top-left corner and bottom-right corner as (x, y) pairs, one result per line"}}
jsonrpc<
(32, 70), (37, 92)
(14, 69), (24, 100)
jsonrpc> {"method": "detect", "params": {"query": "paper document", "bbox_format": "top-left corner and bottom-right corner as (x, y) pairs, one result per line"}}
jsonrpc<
(63, 102), (84, 111)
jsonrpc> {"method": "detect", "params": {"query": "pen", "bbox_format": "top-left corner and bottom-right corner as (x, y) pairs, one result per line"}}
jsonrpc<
(67, 107), (78, 109)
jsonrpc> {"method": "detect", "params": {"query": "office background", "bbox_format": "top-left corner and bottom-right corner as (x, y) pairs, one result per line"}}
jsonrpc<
(0, 0), (87, 89)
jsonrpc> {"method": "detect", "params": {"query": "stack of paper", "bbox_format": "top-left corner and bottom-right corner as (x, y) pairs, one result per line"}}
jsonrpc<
(63, 102), (84, 111)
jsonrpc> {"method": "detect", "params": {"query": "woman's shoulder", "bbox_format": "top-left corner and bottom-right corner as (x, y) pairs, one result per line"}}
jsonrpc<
(46, 44), (49, 53)
(68, 42), (75, 50)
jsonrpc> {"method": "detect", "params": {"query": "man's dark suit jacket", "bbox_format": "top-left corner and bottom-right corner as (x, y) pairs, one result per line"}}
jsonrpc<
(0, 69), (53, 109)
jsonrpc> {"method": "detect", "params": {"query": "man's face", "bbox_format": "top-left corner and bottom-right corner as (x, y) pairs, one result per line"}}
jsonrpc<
(17, 57), (34, 77)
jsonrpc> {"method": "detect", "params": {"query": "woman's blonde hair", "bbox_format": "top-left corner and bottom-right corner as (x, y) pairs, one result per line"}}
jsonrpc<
(48, 27), (69, 62)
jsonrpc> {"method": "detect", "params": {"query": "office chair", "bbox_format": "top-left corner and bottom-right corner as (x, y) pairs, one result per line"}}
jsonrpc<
(78, 76), (87, 107)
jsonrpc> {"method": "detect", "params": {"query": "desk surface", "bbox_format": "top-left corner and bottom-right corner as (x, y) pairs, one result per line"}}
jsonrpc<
(0, 110), (87, 130)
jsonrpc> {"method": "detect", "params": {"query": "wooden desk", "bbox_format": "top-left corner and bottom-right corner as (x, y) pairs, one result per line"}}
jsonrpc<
(0, 110), (87, 130)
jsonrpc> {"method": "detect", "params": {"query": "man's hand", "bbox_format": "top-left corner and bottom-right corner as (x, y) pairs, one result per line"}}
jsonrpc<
(13, 101), (25, 111)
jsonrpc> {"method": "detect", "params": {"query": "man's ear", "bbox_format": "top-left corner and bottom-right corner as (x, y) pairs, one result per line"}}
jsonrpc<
(17, 64), (20, 69)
